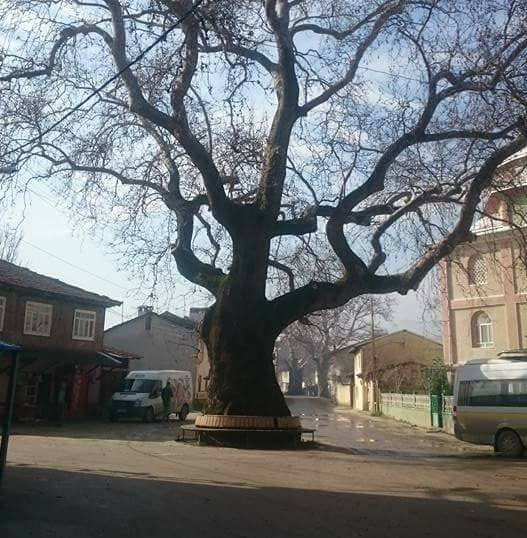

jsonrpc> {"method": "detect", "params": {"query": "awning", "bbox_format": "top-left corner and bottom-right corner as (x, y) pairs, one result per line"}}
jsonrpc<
(16, 349), (124, 368)
(0, 340), (20, 353)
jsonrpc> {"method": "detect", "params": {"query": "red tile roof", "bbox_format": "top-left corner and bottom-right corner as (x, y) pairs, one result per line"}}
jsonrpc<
(0, 259), (121, 307)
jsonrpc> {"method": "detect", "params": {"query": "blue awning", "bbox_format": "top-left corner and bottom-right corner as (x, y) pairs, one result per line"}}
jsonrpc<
(0, 341), (20, 353)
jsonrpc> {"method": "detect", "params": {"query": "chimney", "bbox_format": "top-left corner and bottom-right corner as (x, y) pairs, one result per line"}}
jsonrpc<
(138, 305), (154, 331)
(189, 307), (208, 321)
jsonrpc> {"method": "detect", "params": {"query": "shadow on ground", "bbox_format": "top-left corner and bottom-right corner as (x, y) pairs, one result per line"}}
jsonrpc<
(1, 464), (525, 538)
(10, 420), (190, 442)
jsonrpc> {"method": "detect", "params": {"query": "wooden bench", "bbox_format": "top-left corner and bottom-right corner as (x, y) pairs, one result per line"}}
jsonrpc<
(179, 424), (316, 448)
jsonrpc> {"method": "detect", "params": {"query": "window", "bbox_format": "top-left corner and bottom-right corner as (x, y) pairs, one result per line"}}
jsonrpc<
(467, 254), (487, 285)
(24, 301), (52, 336)
(472, 311), (494, 348)
(508, 194), (527, 227)
(0, 296), (5, 331)
(458, 379), (527, 407)
(73, 309), (96, 341)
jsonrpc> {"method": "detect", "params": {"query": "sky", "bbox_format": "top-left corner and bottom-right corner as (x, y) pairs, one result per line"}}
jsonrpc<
(5, 181), (441, 339)
(7, 183), (207, 329)
(0, 3), (443, 339)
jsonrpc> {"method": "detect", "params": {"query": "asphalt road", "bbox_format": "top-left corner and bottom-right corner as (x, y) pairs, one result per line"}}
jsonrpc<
(1, 397), (525, 538)
(286, 396), (491, 458)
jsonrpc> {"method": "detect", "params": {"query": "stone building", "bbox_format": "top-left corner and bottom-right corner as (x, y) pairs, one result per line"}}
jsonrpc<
(441, 149), (527, 365)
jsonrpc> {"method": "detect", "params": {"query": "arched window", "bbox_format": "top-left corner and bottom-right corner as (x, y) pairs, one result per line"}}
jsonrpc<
(467, 254), (487, 285)
(472, 311), (494, 348)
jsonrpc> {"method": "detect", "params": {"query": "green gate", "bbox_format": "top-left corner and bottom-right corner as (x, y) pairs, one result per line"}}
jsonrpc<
(430, 394), (443, 428)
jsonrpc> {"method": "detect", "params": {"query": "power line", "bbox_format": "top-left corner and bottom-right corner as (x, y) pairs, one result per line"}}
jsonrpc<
(1, 0), (205, 161)
(21, 238), (130, 291)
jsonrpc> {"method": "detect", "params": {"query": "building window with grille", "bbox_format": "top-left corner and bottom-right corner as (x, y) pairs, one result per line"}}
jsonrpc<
(472, 311), (494, 348)
(73, 309), (96, 341)
(0, 296), (5, 332)
(467, 254), (487, 285)
(24, 301), (52, 336)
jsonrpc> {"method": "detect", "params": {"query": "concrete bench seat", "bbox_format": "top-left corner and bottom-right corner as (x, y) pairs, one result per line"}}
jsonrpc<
(179, 424), (316, 448)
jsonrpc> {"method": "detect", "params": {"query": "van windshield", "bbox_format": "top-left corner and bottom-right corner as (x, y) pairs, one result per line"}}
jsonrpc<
(121, 379), (158, 394)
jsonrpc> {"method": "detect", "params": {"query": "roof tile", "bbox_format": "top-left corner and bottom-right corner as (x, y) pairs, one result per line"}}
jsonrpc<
(0, 259), (121, 307)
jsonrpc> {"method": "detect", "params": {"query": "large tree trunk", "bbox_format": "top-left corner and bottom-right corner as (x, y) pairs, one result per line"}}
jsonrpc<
(287, 365), (303, 396)
(316, 358), (331, 400)
(200, 229), (291, 416)
(201, 304), (290, 416)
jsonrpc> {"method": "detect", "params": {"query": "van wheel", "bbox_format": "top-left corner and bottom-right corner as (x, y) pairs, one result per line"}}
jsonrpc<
(143, 407), (155, 423)
(179, 404), (189, 421)
(496, 430), (524, 458)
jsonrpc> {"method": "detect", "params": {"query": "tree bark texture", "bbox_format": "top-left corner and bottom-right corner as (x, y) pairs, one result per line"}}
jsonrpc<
(316, 358), (331, 400)
(199, 230), (291, 416)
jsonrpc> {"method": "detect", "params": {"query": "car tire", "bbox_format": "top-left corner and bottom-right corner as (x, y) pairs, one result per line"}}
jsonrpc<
(496, 429), (524, 458)
(143, 407), (155, 423)
(179, 404), (189, 421)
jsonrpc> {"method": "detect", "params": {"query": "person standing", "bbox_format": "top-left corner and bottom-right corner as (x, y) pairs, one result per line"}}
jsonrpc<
(161, 381), (172, 422)
(56, 381), (67, 425)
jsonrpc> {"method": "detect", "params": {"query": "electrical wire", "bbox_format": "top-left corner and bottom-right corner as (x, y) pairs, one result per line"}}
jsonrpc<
(0, 0), (205, 161)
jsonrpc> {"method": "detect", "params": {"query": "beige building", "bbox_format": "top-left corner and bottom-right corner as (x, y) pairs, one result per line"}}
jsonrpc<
(352, 330), (443, 411)
(441, 150), (527, 365)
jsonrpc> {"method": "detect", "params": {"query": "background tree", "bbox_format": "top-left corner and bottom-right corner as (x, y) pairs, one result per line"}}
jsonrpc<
(274, 333), (308, 395)
(0, 222), (22, 263)
(0, 1), (527, 416)
(286, 296), (391, 398)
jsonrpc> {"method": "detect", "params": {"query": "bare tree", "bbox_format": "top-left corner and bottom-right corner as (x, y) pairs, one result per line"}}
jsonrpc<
(286, 296), (391, 398)
(0, 222), (22, 263)
(275, 333), (308, 395)
(0, 1), (527, 416)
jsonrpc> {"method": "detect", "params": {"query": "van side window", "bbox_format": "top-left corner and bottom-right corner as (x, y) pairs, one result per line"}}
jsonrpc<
(459, 379), (527, 406)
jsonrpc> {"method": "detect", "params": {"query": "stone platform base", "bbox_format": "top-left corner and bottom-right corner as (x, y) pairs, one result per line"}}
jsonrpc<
(182, 415), (314, 449)
(180, 424), (315, 449)
(195, 414), (302, 430)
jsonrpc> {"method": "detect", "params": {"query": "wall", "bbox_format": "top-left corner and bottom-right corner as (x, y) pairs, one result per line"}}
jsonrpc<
(195, 340), (210, 399)
(354, 331), (443, 412)
(334, 382), (352, 407)
(104, 314), (198, 381)
(0, 286), (106, 351)
(450, 305), (507, 362)
(442, 396), (455, 435)
(380, 393), (431, 428)
(444, 232), (527, 365)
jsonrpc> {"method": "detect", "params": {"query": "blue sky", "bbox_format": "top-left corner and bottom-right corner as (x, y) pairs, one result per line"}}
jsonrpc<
(8, 182), (440, 338)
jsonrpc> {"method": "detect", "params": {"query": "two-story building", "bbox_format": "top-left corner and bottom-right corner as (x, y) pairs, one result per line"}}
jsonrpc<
(0, 259), (131, 420)
(104, 307), (198, 383)
(441, 149), (527, 365)
(351, 330), (443, 411)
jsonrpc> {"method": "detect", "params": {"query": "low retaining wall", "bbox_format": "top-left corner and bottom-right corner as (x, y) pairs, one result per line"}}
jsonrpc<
(380, 392), (455, 433)
(380, 393), (431, 428)
(442, 395), (455, 434)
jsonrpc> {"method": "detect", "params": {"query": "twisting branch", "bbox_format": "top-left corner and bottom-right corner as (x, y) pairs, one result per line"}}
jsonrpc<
(269, 258), (295, 292)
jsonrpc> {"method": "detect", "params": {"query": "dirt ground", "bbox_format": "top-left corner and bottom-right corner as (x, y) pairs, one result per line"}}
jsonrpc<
(1, 400), (526, 537)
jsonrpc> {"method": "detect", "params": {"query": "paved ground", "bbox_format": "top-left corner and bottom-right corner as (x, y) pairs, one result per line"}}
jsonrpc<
(1, 397), (526, 538)
(287, 396), (491, 457)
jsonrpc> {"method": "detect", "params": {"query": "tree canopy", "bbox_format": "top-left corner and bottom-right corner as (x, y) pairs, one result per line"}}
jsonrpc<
(1, 0), (526, 415)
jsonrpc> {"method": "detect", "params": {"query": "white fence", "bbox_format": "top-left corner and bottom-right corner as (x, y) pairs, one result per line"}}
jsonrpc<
(442, 395), (455, 434)
(380, 392), (456, 432)
(380, 393), (431, 428)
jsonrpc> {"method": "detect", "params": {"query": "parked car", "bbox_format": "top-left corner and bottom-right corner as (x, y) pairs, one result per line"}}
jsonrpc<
(111, 370), (192, 422)
(453, 352), (527, 457)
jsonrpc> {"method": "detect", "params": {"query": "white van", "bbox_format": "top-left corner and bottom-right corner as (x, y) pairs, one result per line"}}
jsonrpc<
(111, 370), (192, 422)
(453, 353), (527, 457)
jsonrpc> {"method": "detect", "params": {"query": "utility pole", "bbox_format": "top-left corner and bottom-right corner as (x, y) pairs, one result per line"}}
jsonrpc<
(370, 298), (378, 414)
